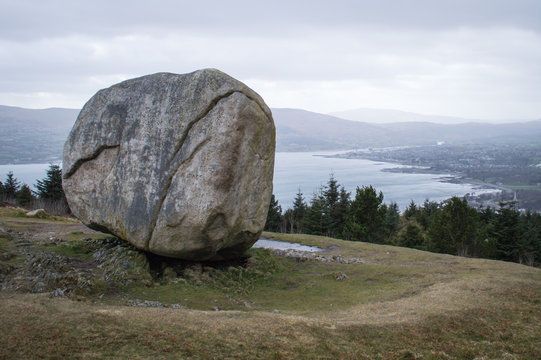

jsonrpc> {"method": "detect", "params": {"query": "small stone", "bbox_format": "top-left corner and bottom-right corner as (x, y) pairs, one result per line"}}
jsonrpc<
(31, 281), (47, 293)
(127, 299), (165, 308)
(26, 209), (47, 217)
(50, 288), (68, 298)
(143, 300), (164, 308)
(127, 299), (141, 306)
(332, 271), (348, 281)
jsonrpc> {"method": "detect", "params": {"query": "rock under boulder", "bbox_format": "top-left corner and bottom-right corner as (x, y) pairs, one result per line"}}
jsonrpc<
(62, 69), (275, 260)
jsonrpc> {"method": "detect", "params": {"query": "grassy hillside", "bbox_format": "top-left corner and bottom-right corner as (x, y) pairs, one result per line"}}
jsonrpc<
(1, 207), (540, 359)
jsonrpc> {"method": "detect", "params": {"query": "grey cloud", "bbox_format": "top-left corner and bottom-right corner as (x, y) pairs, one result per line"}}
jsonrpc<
(0, 0), (540, 119)
(1, 0), (540, 41)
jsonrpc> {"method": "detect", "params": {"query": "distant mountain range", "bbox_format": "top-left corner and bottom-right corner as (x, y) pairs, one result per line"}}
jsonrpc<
(1, 104), (540, 164)
(0, 105), (80, 131)
(329, 107), (536, 124)
(273, 108), (541, 151)
(329, 107), (470, 124)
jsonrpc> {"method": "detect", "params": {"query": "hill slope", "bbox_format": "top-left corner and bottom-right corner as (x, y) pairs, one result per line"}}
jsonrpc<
(0, 105), (79, 131)
(329, 107), (538, 125)
(1, 104), (541, 163)
(0, 207), (540, 359)
(330, 107), (471, 124)
(274, 108), (541, 151)
(273, 108), (396, 151)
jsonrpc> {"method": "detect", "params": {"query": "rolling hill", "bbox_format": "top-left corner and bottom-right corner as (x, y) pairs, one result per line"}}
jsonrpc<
(273, 108), (541, 151)
(329, 107), (536, 124)
(1, 104), (540, 163)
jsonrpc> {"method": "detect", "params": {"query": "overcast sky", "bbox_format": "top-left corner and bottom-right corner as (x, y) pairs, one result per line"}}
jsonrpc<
(1, 0), (540, 120)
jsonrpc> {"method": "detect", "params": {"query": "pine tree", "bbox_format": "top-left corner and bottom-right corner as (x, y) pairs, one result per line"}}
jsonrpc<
(492, 204), (521, 261)
(479, 206), (496, 224)
(35, 164), (64, 201)
(3, 171), (20, 198)
(417, 199), (439, 230)
(332, 186), (351, 238)
(428, 197), (478, 256)
(476, 206), (498, 259)
(304, 192), (327, 236)
(384, 201), (400, 240)
(16, 184), (35, 207)
(398, 223), (425, 249)
(517, 210), (539, 265)
(291, 189), (307, 233)
(342, 185), (386, 243)
(324, 174), (340, 208)
(532, 212), (541, 266)
(323, 174), (344, 237)
(404, 200), (418, 220)
(264, 194), (283, 232)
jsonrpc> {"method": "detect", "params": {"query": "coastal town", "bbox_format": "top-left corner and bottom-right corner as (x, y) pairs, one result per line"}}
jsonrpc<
(332, 143), (541, 212)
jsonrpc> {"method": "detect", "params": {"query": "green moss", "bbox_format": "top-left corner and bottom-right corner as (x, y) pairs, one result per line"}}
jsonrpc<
(115, 244), (445, 313)
(42, 240), (94, 260)
(0, 233), (14, 251)
(0, 233), (17, 261)
(65, 232), (110, 242)
(205, 248), (284, 294)
(88, 279), (109, 294)
(5, 255), (25, 265)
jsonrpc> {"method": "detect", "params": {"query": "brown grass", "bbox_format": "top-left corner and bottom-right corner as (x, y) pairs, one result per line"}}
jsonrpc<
(1, 212), (540, 359)
(1, 279), (540, 360)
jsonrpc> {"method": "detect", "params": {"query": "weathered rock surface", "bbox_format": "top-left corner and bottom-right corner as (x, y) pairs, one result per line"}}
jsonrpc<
(26, 209), (47, 217)
(63, 69), (275, 260)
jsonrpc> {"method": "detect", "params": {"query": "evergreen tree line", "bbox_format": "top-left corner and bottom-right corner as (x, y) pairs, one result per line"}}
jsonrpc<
(0, 164), (69, 214)
(265, 174), (541, 267)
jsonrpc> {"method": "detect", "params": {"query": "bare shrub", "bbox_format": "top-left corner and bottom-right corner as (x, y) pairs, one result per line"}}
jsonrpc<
(31, 198), (71, 216)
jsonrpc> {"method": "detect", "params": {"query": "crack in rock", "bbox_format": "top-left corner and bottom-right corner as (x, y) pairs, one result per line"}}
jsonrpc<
(64, 144), (120, 179)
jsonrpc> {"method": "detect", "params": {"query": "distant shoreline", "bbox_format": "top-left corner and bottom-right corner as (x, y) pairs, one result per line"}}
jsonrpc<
(323, 152), (507, 195)
(381, 166), (508, 192)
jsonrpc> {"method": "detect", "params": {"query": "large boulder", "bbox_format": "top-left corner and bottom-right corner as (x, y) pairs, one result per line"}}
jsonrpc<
(63, 69), (275, 260)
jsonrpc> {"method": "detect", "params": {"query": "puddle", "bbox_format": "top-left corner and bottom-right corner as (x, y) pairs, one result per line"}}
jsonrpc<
(253, 238), (324, 252)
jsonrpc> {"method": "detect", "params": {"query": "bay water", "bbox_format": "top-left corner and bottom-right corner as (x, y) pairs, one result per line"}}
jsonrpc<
(272, 151), (488, 212)
(0, 151), (488, 212)
(0, 163), (54, 191)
